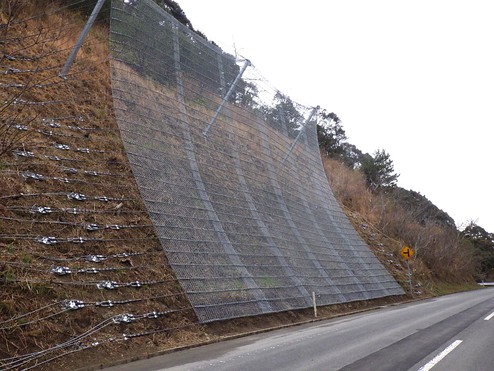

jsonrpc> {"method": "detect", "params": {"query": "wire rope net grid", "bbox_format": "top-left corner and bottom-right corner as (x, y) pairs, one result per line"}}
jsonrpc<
(0, 0), (408, 368)
(112, 0), (260, 322)
(0, 2), (197, 369)
(109, 0), (404, 324)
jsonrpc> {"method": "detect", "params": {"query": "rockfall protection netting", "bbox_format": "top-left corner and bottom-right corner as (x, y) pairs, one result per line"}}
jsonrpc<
(109, 0), (404, 323)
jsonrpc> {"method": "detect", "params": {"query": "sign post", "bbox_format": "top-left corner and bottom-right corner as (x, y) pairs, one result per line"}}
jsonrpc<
(400, 246), (415, 296)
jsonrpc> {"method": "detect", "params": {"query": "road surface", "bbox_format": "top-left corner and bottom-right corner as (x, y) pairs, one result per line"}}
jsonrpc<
(106, 288), (494, 370)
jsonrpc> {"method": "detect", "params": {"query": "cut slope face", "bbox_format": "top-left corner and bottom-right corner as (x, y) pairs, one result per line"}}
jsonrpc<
(0, 3), (195, 368)
(110, 0), (404, 323)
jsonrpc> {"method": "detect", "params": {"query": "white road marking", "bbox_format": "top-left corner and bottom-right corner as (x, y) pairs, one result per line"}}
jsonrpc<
(418, 340), (463, 371)
(484, 312), (494, 321)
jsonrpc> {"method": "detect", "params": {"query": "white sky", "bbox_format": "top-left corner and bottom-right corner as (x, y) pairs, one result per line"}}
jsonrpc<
(176, 0), (494, 232)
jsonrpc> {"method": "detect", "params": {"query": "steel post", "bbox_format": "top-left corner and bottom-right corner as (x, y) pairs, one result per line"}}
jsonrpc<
(281, 106), (319, 164)
(203, 59), (251, 137)
(59, 0), (107, 78)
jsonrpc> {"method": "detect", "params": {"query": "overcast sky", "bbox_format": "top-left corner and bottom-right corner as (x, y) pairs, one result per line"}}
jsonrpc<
(176, 0), (494, 232)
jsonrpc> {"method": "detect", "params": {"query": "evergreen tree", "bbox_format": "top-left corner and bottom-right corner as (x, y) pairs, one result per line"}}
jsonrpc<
(265, 92), (303, 137)
(462, 223), (494, 280)
(360, 149), (399, 190)
(317, 110), (347, 157)
(339, 142), (363, 168)
(316, 111), (364, 168)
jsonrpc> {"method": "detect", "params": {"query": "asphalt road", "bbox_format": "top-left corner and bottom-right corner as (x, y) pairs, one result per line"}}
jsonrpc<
(106, 288), (494, 371)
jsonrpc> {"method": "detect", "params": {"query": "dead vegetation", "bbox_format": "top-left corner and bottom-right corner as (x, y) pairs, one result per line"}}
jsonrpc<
(0, 1), (479, 370)
(322, 155), (478, 292)
(0, 2), (201, 369)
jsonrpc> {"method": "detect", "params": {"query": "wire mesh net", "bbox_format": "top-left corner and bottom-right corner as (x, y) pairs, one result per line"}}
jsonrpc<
(109, 0), (404, 323)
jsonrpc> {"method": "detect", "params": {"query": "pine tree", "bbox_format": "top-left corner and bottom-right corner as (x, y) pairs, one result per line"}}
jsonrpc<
(317, 111), (347, 157)
(360, 149), (399, 190)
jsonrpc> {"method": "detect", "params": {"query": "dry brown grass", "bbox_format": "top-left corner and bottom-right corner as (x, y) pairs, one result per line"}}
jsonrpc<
(0, 3), (202, 369)
(0, 4), (405, 370)
(0, 2), (477, 369)
(322, 155), (477, 290)
(322, 152), (373, 214)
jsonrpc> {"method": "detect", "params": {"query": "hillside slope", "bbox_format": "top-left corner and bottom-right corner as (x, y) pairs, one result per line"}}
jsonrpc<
(323, 156), (478, 289)
(0, 3), (202, 369)
(0, 2), (477, 369)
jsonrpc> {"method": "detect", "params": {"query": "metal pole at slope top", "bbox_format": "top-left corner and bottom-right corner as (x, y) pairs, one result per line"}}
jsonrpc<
(203, 59), (251, 137)
(59, 0), (107, 79)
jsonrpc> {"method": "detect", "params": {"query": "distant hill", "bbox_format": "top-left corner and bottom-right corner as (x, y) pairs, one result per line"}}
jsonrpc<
(390, 187), (456, 229)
